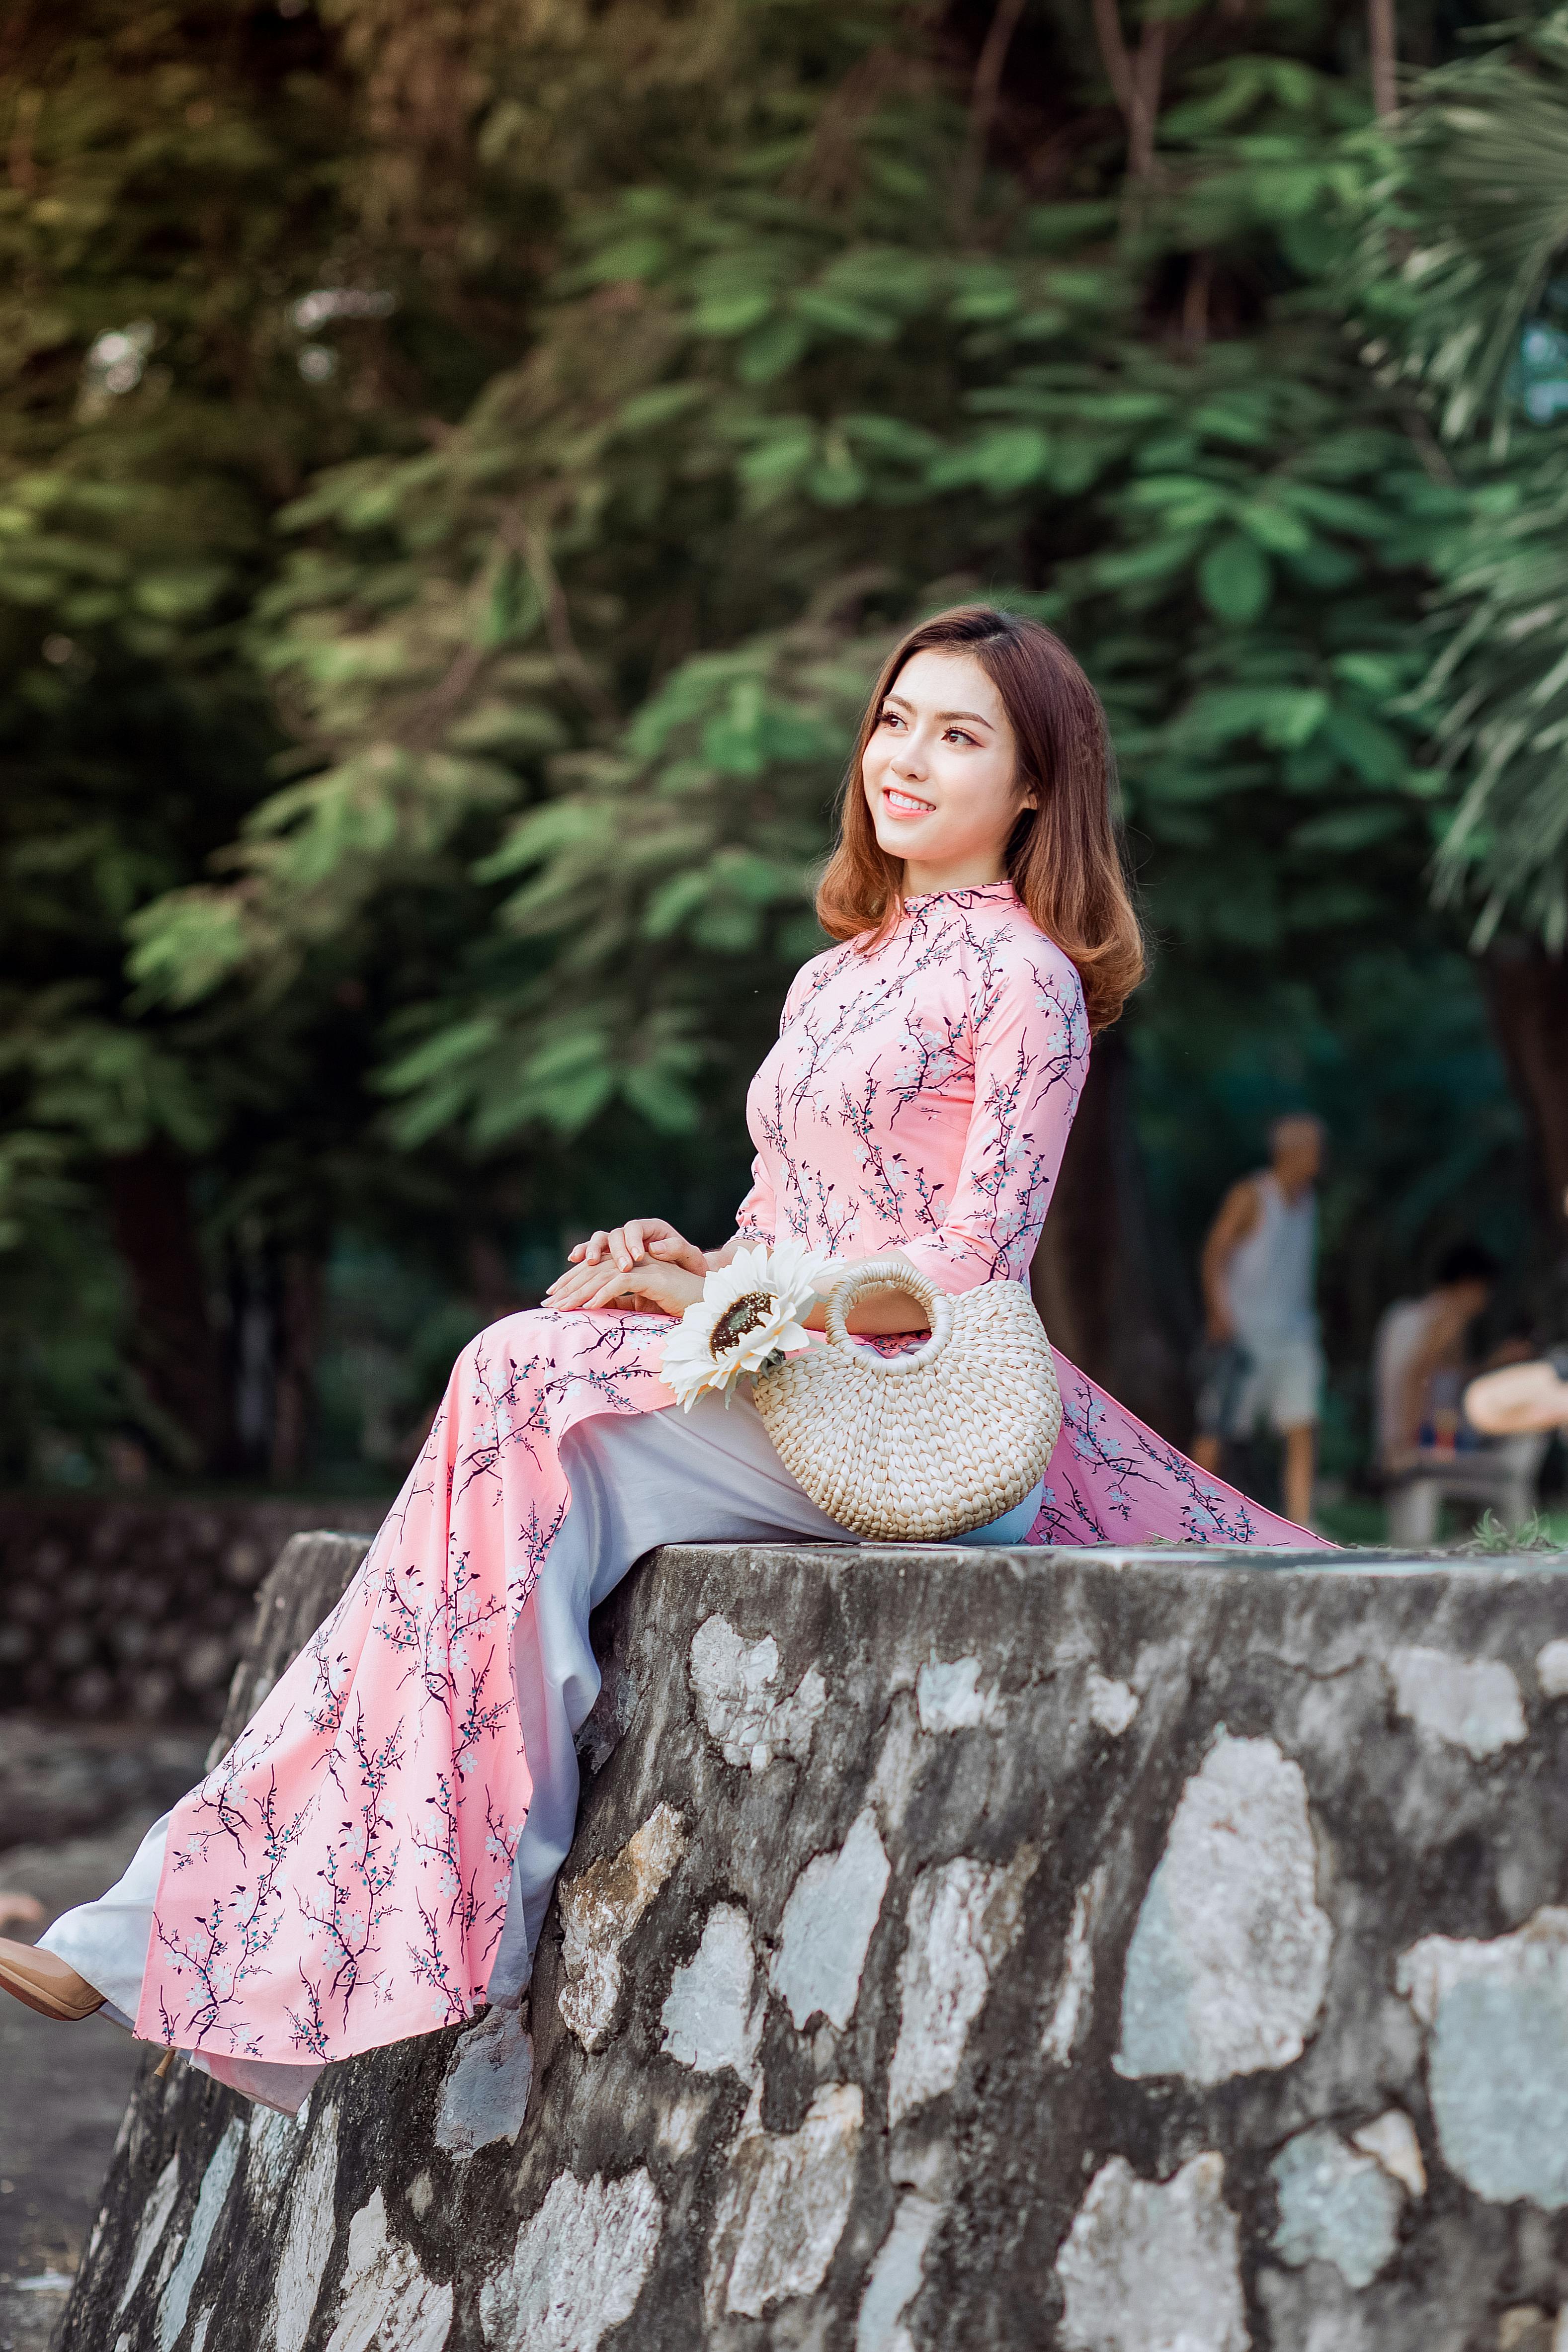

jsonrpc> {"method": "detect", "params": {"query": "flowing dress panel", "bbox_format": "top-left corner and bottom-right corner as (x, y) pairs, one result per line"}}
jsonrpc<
(135, 1305), (681, 2066)
(735, 883), (1323, 1548)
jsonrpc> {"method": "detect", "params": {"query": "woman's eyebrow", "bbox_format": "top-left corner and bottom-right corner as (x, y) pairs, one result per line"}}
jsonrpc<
(882, 693), (996, 729)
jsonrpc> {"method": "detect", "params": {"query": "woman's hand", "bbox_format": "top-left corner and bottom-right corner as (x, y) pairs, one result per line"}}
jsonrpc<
(545, 1217), (706, 1300)
(549, 1255), (705, 1319)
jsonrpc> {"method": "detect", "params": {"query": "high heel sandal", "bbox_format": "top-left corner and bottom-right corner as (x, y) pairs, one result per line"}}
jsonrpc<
(0, 1937), (105, 2022)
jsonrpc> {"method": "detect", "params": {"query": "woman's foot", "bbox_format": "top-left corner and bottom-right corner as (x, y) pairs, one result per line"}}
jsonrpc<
(0, 1938), (104, 2022)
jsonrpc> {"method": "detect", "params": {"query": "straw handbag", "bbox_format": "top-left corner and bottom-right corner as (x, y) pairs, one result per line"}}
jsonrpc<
(752, 1257), (1061, 1541)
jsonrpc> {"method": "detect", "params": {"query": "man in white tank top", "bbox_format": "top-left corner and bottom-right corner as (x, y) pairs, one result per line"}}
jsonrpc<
(1193, 1114), (1325, 1528)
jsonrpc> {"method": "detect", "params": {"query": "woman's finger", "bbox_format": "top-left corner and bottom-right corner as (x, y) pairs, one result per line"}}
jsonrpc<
(547, 1260), (606, 1304)
(584, 1279), (637, 1311)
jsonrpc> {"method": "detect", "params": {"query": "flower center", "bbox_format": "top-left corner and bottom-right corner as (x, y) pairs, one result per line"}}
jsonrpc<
(711, 1293), (773, 1354)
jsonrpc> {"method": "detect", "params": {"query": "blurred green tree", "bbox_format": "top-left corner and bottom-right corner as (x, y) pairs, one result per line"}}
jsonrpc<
(129, 0), (1496, 1432)
(1352, 9), (1568, 1237)
(2, 0), (1543, 1484)
(0, 0), (784, 1475)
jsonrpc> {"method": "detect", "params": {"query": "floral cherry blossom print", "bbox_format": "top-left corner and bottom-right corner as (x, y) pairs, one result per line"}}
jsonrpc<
(136, 880), (1320, 2072)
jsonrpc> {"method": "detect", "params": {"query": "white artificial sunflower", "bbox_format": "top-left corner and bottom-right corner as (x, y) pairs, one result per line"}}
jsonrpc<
(660, 1239), (825, 1409)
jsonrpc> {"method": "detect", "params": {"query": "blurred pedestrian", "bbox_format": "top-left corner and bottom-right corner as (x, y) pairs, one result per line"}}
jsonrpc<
(1193, 1114), (1325, 1528)
(1467, 1184), (1568, 1439)
(1373, 1240), (1500, 1469)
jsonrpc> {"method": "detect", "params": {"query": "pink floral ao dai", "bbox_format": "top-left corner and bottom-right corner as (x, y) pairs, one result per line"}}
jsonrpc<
(135, 882), (1320, 2069)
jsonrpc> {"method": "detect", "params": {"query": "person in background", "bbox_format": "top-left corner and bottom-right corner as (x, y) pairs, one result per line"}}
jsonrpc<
(1193, 1114), (1325, 1530)
(1373, 1240), (1500, 1470)
(1467, 1184), (1568, 1440)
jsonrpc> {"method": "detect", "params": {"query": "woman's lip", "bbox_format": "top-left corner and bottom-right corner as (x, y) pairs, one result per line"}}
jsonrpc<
(882, 787), (934, 817)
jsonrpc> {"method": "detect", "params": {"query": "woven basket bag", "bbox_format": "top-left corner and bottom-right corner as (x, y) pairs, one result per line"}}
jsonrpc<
(752, 1256), (1062, 1541)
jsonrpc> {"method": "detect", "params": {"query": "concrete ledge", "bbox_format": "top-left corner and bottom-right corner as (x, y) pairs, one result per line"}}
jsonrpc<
(61, 1534), (1568, 2350)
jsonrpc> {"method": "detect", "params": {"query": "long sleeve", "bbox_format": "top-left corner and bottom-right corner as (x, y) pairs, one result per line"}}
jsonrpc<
(735, 961), (822, 1242)
(733, 1151), (777, 1243)
(897, 945), (1090, 1294)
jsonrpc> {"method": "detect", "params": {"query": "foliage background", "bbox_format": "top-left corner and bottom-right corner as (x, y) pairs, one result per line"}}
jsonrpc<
(3, 0), (1566, 1515)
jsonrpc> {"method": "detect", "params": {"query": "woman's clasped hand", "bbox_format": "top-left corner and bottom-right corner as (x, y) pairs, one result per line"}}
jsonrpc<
(543, 1217), (711, 1316)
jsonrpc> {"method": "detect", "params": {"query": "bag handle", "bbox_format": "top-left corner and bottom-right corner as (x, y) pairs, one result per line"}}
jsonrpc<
(824, 1256), (954, 1376)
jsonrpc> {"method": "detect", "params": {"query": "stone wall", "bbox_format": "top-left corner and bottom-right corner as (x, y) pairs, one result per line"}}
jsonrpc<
(0, 1497), (384, 1722)
(58, 1528), (1568, 2352)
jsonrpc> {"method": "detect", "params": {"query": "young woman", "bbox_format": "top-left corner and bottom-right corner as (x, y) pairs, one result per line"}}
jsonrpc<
(0, 606), (1324, 2112)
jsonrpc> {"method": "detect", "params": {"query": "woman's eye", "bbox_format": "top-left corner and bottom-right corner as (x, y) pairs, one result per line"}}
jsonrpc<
(945, 727), (977, 747)
(879, 709), (903, 730)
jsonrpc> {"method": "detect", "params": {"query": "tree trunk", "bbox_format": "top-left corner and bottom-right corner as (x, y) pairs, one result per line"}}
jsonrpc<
(1368, 0), (1397, 118)
(1031, 1027), (1191, 1439)
(1482, 943), (1568, 1240)
(103, 1145), (236, 1475)
(269, 1249), (324, 1485)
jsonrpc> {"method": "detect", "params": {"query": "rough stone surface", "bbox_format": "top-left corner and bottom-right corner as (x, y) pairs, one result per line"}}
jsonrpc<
(1055, 2152), (1247, 2352)
(268, 2102), (340, 2352)
(0, 1715), (209, 1852)
(0, 1497), (382, 1723)
(688, 1614), (826, 1772)
(1042, 1863), (1109, 2067)
(478, 2166), (661, 2349)
(706, 2083), (864, 2321)
(770, 1807), (891, 2030)
(661, 1903), (765, 2080)
(1269, 2125), (1403, 2287)
(1397, 1908), (1568, 2208)
(557, 1801), (687, 2052)
(855, 2191), (943, 2352)
(913, 1658), (997, 1734)
(1114, 1732), (1332, 2086)
(1085, 1670), (1139, 1737)
(1389, 1644), (1528, 1759)
(322, 2190), (454, 2351)
(887, 1849), (1036, 2125)
(58, 1534), (1568, 2350)
(1350, 2107), (1426, 2199)
(433, 2004), (534, 2158)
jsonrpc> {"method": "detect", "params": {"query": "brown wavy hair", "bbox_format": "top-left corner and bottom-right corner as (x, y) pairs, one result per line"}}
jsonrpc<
(816, 606), (1145, 1033)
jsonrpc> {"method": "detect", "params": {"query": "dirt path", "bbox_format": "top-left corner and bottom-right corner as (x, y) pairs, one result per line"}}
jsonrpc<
(0, 1817), (172, 2352)
(0, 1715), (208, 2352)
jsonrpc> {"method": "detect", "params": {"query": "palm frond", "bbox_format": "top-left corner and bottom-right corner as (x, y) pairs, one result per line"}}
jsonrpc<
(1352, 12), (1568, 448)
(1422, 434), (1568, 946)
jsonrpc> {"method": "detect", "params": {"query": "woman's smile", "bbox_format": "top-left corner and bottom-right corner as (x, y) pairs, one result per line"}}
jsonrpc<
(883, 784), (935, 818)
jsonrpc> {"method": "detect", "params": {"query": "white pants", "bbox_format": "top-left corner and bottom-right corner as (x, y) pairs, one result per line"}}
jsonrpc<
(44, 1389), (1040, 2110)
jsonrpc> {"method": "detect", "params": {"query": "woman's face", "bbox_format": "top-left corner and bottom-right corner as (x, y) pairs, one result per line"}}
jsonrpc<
(860, 648), (1034, 893)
